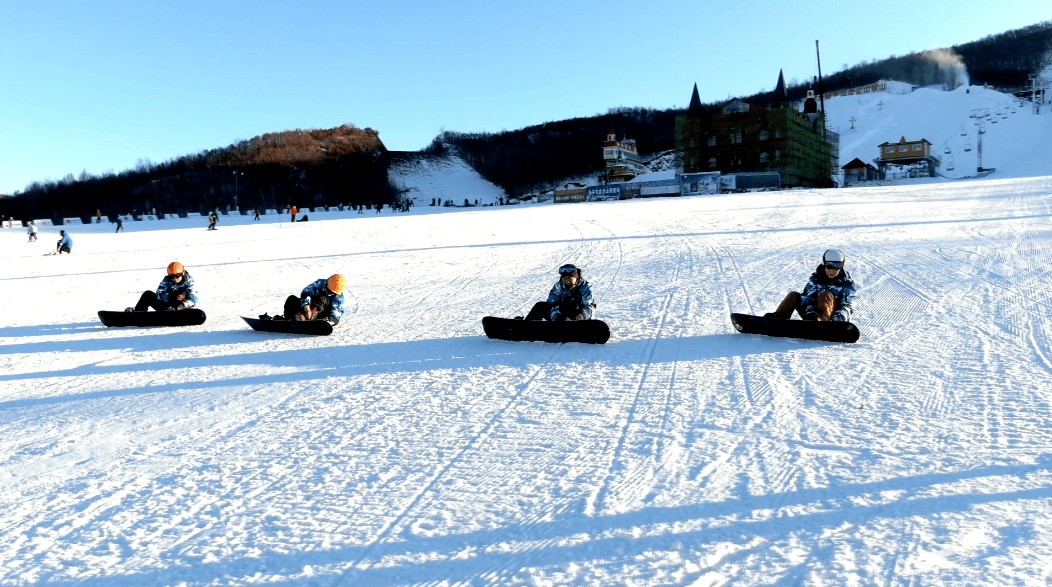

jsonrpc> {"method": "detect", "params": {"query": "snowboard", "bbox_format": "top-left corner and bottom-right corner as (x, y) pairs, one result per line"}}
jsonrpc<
(730, 313), (860, 343)
(482, 316), (610, 344)
(241, 316), (332, 336)
(98, 308), (207, 327)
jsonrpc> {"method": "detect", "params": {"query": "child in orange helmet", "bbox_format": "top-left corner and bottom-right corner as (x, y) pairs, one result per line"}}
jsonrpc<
(127, 262), (199, 312)
(275, 274), (347, 325)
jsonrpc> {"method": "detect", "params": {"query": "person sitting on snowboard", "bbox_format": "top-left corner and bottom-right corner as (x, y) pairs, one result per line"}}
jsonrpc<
(127, 262), (199, 312)
(766, 249), (856, 322)
(522, 263), (596, 321)
(274, 274), (347, 325)
(55, 229), (73, 254)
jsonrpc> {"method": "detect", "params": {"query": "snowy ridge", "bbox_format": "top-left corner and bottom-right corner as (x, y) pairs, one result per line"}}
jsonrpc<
(3, 176), (1052, 585)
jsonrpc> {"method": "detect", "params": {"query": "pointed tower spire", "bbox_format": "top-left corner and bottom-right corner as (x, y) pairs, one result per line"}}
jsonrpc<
(774, 69), (788, 103)
(688, 83), (703, 113)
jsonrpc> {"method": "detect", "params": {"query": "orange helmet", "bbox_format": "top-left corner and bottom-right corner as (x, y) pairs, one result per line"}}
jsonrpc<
(167, 262), (185, 275)
(327, 274), (346, 294)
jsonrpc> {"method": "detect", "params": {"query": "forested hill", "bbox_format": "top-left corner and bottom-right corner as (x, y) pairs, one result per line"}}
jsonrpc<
(434, 20), (1052, 197)
(2, 125), (397, 222)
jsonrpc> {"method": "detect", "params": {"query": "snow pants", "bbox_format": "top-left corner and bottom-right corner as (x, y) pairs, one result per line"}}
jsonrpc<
(132, 290), (183, 312)
(524, 300), (590, 321)
(283, 294), (335, 323)
(768, 291), (838, 321)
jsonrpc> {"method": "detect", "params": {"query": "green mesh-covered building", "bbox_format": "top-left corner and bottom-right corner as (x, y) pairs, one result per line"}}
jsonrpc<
(676, 71), (839, 188)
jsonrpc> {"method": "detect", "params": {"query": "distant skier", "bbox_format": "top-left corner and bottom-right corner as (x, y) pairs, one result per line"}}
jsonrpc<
(268, 274), (347, 326)
(254, 209), (261, 220)
(765, 249), (856, 322)
(55, 230), (72, 254)
(126, 262), (199, 312)
(290, 205), (298, 222)
(27, 220), (38, 242)
(116, 217), (124, 232)
(207, 211), (219, 230)
(522, 263), (595, 321)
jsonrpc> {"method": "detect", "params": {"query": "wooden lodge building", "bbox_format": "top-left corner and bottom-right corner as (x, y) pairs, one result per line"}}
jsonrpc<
(675, 72), (839, 188)
(876, 136), (939, 178)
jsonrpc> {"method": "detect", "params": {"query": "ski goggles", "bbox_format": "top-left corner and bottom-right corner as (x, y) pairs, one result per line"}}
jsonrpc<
(824, 261), (843, 269)
(559, 264), (577, 276)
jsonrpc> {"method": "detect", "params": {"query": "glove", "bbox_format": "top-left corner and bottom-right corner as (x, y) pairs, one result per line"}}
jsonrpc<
(803, 306), (818, 321)
(832, 308), (850, 322)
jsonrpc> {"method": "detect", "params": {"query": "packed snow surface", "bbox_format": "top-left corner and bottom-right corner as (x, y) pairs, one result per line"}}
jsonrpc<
(4, 176), (1052, 586)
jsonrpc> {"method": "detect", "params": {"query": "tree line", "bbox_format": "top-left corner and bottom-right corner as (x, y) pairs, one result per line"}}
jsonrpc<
(1, 125), (399, 223)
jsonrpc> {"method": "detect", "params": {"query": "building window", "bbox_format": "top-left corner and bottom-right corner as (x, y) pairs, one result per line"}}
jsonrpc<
(759, 152), (769, 163)
(885, 146), (895, 154)
(708, 158), (718, 168)
(899, 145), (908, 152)
(759, 131), (769, 140)
(728, 133), (742, 144)
(912, 144), (922, 151)
(708, 136), (717, 146)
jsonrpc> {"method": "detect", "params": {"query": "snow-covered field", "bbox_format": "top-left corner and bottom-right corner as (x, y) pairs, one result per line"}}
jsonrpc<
(4, 175), (1052, 586)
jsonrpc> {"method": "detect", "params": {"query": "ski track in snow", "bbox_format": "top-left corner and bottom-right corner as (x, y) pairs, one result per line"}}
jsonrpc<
(3, 177), (1052, 585)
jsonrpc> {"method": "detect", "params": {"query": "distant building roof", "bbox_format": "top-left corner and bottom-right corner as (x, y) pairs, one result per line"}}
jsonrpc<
(688, 83), (703, 113)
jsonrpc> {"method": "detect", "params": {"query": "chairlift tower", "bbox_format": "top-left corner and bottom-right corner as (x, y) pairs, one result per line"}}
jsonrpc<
(970, 109), (988, 172)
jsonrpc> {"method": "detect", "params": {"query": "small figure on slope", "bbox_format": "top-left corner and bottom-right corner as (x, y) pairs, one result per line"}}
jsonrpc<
(271, 274), (347, 326)
(27, 221), (38, 242)
(523, 264), (596, 321)
(208, 211), (219, 230)
(55, 230), (72, 254)
(127, 262), (199, 312)
(765, 249), (856, 322)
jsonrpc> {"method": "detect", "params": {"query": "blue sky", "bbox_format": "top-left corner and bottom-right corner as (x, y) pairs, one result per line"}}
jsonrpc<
(2, 0), (1050, 194)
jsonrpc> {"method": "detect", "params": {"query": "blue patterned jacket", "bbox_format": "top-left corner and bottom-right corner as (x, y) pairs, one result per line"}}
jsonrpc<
(546, 277), (595, 321)
(301, 279), (346, 325)
(800, 265), (856, 314)
(156, 272), (199, 308)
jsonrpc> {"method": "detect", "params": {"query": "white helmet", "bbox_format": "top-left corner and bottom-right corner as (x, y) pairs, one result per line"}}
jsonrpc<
(823, 249), (846, 269)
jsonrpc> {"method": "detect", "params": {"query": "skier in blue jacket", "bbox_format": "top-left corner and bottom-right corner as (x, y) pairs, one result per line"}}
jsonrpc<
(55, 230), (72, 254)
(766, 249), (856, 322)
(127, 262), (199, 311)
(522, 264), (596, 321)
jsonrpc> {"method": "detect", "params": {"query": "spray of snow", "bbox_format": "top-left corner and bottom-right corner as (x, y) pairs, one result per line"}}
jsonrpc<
(922, 48), (970, 89)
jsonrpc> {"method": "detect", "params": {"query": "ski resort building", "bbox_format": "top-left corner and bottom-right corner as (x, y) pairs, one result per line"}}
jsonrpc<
(842, 158), (880, 184)
(675, 72), (839, 189)
(602, 130), (647, 182)
(876, 136), (939, 178)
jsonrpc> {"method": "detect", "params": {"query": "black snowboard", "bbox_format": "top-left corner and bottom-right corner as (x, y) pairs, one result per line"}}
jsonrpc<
(98, 309), (207, 327)
(241, 316), (332, 336)
(730, 313), (860, 343)
(482, 316), (610, 344)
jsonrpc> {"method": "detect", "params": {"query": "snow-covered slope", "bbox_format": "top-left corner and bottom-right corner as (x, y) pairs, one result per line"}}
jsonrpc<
(389, 152), (508, 206)
(825, 84), (1052, 180)
(4, 175), (1052, 585)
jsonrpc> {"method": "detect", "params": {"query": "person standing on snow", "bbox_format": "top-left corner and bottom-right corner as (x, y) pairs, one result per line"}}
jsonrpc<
(521, 263), (596, 321)
(267, 274), (347, 326)
(27, 220), (38, 242)
(55, 230), (72, 254)
(765, 249), (856, 322)
(126, 262), (199, 312)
